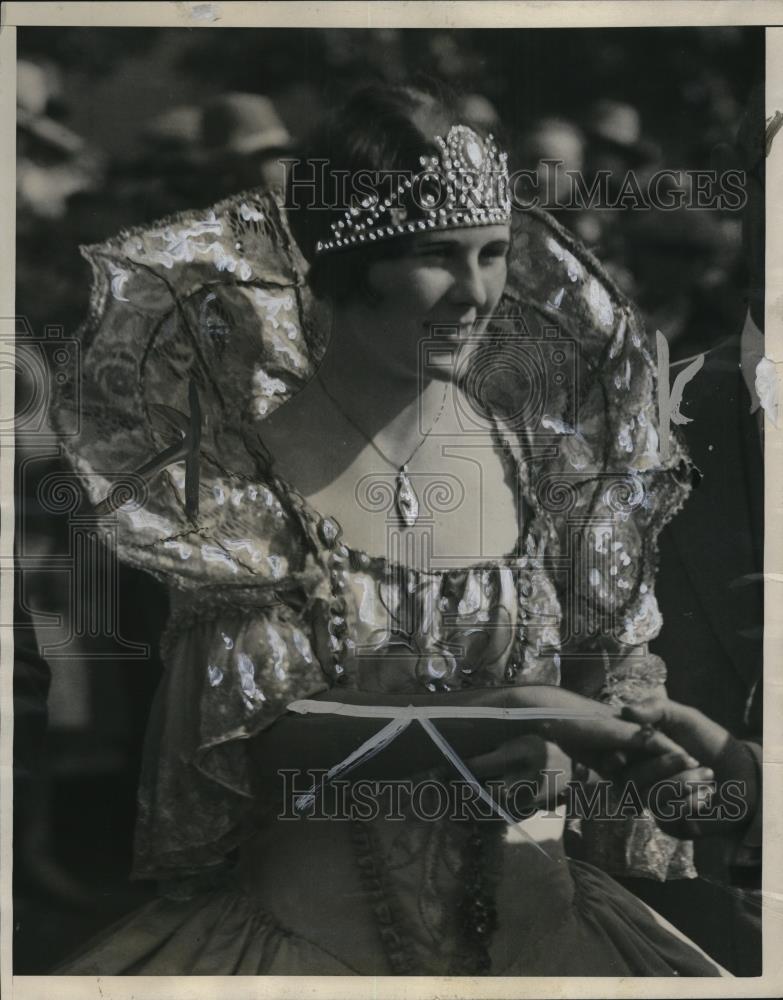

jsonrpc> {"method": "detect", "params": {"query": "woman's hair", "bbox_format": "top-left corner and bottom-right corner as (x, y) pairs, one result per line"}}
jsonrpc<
(285, 81), (491, 303)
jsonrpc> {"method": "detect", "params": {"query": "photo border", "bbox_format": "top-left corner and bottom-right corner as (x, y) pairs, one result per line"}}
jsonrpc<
(2, 3), (781, 998)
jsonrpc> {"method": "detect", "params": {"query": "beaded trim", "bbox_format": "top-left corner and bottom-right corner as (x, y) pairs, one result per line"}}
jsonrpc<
(350, 819), (419, 973)
(350, 804), (504, 975)
(315, 125), (511, 254)
(454, 821), (501, 974)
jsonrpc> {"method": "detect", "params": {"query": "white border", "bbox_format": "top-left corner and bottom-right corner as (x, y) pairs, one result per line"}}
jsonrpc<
(2, 1), (783, 29)
(2, 4), (782, 999)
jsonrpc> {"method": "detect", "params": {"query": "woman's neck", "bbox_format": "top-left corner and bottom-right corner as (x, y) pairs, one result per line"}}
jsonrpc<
(313, 315), (452, 468)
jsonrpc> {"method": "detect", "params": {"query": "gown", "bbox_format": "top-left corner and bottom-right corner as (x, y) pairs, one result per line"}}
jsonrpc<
(52, 188), (723, 976)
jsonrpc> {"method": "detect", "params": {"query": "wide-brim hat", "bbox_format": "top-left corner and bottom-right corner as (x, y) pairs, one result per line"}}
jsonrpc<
(583, 99), (660, 165)
(200, 92), (291, 157)
(141, 105), (202, 153)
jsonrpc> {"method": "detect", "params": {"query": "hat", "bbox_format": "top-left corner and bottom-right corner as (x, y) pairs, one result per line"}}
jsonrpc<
(141, 105), (202, 153)
(523, 117), (586, 171)
(457, 93), (502, 132)
(583, 100), (660, 164)
(17, 60), (54, 117)
(200, 92), (291, 157)
(17, 59), (85, 158)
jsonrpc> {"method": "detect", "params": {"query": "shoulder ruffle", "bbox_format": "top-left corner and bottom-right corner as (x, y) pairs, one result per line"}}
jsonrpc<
(53, 188), (328, 589)
(484, 208), (694, 675)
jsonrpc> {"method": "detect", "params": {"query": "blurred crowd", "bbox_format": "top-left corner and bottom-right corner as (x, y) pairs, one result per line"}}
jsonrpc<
(17, 26), (761, 354)
(14, 25), (763, 971)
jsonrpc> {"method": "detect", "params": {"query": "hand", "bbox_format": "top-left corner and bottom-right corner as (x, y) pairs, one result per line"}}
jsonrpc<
(522, 686), (696, 772)
(616, 698), (760, 837)
(459, 687), (699, 823)
(463, 734), (573, 819)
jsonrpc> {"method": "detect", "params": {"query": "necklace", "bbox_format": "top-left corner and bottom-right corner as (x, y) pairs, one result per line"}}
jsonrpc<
(316, 373), (448, 528)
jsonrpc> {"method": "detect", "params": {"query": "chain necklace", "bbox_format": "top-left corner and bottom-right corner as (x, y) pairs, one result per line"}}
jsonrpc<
(316, 373), (448, 528)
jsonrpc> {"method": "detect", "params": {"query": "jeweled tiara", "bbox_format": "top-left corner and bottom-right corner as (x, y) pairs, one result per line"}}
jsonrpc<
(315, 125), (511, 255)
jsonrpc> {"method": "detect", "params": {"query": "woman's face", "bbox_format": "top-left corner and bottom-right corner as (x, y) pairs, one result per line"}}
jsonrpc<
(344, 224), (511, 381)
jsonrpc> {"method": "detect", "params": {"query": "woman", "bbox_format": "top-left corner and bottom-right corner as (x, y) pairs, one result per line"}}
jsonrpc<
(55, 84), (723, 976)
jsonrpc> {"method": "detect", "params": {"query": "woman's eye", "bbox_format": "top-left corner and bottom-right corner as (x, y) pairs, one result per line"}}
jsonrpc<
(481, 243), (510, 261)
(415, 245), (450, 259)
(410, 241), (509, 264)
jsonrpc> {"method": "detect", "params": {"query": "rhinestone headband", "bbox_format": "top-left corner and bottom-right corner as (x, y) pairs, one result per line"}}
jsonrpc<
(315, 125), (511, 255)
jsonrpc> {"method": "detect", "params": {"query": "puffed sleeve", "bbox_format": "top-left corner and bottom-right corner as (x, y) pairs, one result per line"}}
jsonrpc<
(52, 187), (329, 590)
(49, 190), (337, 880)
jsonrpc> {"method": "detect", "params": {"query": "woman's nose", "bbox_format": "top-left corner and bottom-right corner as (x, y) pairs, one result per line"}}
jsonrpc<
(450, 257), (488, 309)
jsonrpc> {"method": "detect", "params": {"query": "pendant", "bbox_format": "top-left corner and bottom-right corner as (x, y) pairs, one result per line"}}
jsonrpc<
(395, 465), (419, 527)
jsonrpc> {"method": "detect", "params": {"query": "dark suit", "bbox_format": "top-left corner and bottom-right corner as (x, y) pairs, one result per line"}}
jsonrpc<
(653, 337), (763, 738)
(13, 585), (51, 785)
(620, 334), (763, 975)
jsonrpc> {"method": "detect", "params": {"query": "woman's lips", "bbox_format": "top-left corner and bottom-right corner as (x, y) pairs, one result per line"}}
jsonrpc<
(425, 321), (476, 338)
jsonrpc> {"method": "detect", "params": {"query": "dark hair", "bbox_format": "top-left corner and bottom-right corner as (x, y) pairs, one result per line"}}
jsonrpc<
(285, 82), (489, 303)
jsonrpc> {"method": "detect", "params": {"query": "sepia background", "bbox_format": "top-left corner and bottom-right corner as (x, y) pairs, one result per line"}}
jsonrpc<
(13, 24), (764, 972)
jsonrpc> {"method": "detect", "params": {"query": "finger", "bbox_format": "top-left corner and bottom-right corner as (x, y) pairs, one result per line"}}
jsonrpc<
(644, 768), (715, 813)
(464, 735), (546, 781)
(589, 717), (684, 758)
(469, 736), (547, 777)
(628, 726), (687, 758)
(620, 699), (669, 727)
(596, 749), (628, 775)
(620, 750), (702, 790)
(600, 725), (691, 763)
(552, 717), (688, 764)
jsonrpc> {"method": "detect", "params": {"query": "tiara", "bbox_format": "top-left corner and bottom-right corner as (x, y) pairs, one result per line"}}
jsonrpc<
(315, 125), (511, 255)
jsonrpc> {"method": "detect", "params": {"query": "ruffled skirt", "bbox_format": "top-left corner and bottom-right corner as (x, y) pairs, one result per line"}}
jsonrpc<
(57, 857), (725, 977)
